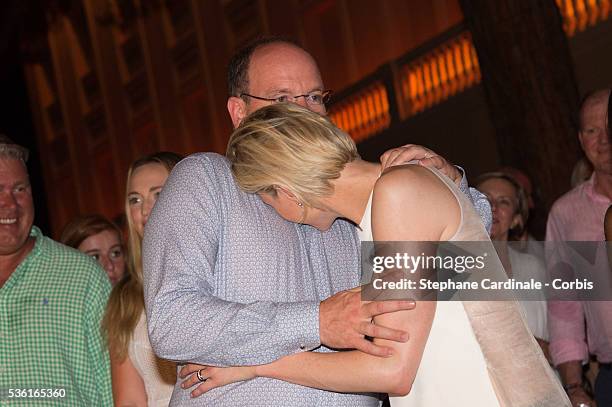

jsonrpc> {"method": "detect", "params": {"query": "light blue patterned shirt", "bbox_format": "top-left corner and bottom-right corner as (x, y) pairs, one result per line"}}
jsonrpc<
(143, 153), (490, 406)
(143, 153), (381, 406)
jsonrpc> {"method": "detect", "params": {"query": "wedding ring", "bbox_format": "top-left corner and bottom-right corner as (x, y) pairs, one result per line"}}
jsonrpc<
(196, 369), (207, 382)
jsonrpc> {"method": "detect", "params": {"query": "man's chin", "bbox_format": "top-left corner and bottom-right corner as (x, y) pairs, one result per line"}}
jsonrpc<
(0, 236), (31, 256)
(593, 163), (612, 176)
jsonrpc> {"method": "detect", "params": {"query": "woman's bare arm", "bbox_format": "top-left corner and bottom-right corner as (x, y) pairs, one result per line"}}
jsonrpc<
(181, 165), (460, 397)
(111, 353), (148, 407)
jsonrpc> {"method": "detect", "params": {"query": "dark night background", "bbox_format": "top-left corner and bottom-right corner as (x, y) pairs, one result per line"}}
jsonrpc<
(1, 0), (611, 238)
(1, 1), (50, 232)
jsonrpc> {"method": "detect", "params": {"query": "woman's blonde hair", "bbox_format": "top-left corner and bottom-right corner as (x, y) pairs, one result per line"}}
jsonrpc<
(226, 103), (358, 205)
(102, 151), (182, 360)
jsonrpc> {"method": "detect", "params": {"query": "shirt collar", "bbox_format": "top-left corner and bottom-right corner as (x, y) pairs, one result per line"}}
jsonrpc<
(584, 173), (612, 204)
(2, 226), (44, 290)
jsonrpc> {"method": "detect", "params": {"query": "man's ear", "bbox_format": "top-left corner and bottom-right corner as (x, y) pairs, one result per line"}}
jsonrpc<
(227, 96), (247, 129)
(577, 131), (588, 153)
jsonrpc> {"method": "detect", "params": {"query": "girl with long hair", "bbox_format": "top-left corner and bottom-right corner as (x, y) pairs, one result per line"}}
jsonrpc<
(103, 152), (183, 406)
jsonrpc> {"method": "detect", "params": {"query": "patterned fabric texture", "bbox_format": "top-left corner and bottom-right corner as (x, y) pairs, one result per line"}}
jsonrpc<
(143, 153), (380, 406)
(143, 153), (488, 406)
(0, 226), (112, 406)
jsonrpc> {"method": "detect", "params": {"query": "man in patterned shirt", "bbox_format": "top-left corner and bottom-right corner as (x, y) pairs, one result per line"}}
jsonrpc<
(144, 38), (491, 406)
(0, 135), (112, 406)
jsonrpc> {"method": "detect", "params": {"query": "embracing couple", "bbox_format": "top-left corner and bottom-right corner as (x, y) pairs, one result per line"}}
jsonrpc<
(143, 38), (569, 406)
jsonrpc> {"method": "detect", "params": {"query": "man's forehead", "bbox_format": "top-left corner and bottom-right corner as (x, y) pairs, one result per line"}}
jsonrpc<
(579, 100), (608, 130)
(581, 91), (610, 116)
(248, 43), (323, 91)
(252, 42), (311, 62)
(0, 158), (29, 178)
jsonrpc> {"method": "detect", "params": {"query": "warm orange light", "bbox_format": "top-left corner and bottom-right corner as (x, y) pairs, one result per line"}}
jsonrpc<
(557, 0), (609, 36)
(396, 31), (481, 121)
(329, 82), (391, 142)
(329, 0), (608, 142)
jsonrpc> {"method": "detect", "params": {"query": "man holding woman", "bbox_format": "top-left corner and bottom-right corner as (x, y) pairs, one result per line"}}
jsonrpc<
(179, 103), (568, 405)
(143, 37), (494, 406)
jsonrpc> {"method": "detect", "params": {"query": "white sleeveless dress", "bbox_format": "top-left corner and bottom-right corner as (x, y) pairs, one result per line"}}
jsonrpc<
(357, 168), (499, 406)
(128, 312), (177, 406)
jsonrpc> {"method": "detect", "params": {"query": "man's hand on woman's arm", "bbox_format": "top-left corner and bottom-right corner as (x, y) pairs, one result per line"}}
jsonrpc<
(380, 144), (460, 184)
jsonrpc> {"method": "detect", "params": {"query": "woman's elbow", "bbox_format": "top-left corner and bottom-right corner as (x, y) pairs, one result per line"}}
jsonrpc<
(389, 382), (412, 397)
(388, 374), (413, 397)
(377, 360), (415, 396)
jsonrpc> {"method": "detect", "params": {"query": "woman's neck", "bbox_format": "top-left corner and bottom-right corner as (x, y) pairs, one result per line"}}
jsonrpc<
(323, 160), (381, 225)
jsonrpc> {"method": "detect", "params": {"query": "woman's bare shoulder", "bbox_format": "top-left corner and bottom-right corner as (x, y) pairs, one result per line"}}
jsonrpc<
(373, 164), (450, 202)
(371, 164), (459, 241)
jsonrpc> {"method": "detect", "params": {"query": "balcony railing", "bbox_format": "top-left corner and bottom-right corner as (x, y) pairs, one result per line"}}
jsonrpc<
(396, 30), (480, 120)
(328, 24), (481, 142)
(329, 2), (609, 142)
(329, 80), (391, 143)
(556, 0), (610, 36)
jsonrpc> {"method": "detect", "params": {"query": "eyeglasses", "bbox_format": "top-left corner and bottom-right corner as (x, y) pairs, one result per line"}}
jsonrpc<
(240, 90), (332, 106)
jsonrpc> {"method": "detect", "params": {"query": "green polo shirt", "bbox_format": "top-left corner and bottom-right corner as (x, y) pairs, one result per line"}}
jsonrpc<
(0, 226), (112, 406)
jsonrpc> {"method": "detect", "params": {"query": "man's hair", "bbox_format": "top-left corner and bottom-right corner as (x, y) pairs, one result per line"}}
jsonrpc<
(0, 134), (29, 162)
(227, 36), (305, 97)
(226, 103), (358, 207)
(578, 88), (611, 130)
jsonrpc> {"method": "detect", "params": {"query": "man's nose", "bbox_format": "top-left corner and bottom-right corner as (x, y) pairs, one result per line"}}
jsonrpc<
(0, 191), (18, 209)
(293, 96), (310, 109)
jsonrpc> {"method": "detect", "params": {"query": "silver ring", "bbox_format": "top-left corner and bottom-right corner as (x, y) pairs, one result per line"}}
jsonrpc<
(196, 369), (207, 382)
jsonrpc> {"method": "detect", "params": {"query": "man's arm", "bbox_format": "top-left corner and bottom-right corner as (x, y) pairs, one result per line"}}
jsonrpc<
(459, 168), (493, 234)
(143, 155), (321, 366)
(179, 166), (450, 397)
(546, 209), (592, 406)
(379, 145), (492, 231)
(143, 155), (414, 366)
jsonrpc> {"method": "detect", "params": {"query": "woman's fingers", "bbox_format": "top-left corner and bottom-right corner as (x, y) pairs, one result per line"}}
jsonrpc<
(179, 363), (207, 379)
(191, 379), (221, 398)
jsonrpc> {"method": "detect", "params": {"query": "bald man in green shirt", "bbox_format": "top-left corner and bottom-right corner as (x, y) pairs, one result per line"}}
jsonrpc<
(0, 135), (112, 406)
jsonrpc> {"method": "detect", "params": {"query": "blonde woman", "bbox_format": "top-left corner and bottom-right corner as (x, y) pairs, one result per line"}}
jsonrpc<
(180, 104), (568, 406)
(103, 152), (182, 406)
(476, 172), (550, 360)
